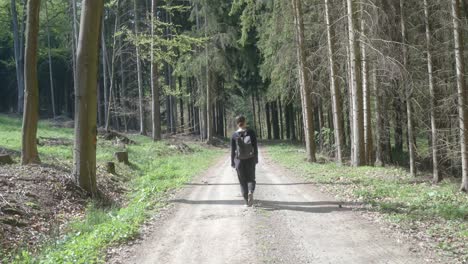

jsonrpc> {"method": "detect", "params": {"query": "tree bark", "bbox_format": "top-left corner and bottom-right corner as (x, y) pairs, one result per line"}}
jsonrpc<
(292, 0), (316, 162)
(451, 0), (468, 192)
(251, 94), (257, 132)
(400, 0), (416, 176)
(266, 102), (272, 140)
(278, 97), (284, 140)
(324, 0), (344, 164)
(361, 4), (373, 165)
(271, 101), (280, 139)
(205, 16), (212, 142)
(373, 65), (384, 166)
(290, 103), (296, 140)
(151, 0), (161, 140)
(285, 101), (291, 140)
(347, 0), (365, 166)
(21, 0), (41, 165)
(18, 0), (27, 113)
(424, 0), (440, 182)
(394, 96), (404, 153)
(256, 93), (263, 138)
(73, 0), (104, 195)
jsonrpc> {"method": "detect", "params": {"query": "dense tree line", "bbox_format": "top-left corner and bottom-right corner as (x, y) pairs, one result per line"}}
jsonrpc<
(0, 0), (468, 193)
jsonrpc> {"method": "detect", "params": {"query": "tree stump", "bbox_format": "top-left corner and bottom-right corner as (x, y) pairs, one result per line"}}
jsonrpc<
(106, 162), (116, 174)
(0, 154), (14, 165)
(114, 151), (129, 165)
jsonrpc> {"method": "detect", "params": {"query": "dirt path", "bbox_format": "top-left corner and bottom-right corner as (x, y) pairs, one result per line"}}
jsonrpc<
(109, 149), (435, 264)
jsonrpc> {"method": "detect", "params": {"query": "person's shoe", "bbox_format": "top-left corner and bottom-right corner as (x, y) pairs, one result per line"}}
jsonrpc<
(247, 192), (254, 207)
(244, 199), (249, 207)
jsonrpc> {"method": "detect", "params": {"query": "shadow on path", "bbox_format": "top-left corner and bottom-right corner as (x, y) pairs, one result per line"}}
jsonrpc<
(185, 182), (315, 186)
(171, 199), (361, 214)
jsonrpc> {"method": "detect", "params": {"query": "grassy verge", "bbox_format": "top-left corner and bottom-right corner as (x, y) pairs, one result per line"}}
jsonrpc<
(266, 143), (467, 262)
(0, 115), (222, 263)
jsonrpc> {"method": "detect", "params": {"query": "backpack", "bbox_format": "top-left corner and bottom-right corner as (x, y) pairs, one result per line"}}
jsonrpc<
(236, 130), (255, 160)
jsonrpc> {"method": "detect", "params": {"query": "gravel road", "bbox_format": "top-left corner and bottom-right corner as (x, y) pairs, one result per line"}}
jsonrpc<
(109, 149), (433, 264)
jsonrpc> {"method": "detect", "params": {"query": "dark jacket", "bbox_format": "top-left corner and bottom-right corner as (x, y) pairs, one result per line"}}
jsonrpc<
(231, 128), (258, 168)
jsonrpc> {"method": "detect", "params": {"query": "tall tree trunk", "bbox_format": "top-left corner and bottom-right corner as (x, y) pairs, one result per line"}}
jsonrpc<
(400, 0), (416, 176)
(278, 97), (284, 140)
(11, 0), (25, 113)
(451, 0), (468, 192)
(73, 0), (104, 196)
(18, 0), (27, 113)
(101, 23), (108, 125)
(292, 0), (316, 162)
(70, 0), (78, 115)
(119, 32), (128, 132)
(373, 66), (384, 166)
(256, 93), (263, 138)
(205, 17), (212, 142)
(394, 96), (404, 153)
(347, 0), (365, 166)
(266, 102), (272, 140)
(316, 100), (324, 151)
(105, 0), (123, 131)
(179, 78), (184, 131)
(151, 0), (161, 140)
(134, 0), (146, 135)
(272, 101), (280, 139)
(21, 0), (41, 165)
(45, 0), (56, 118)
(424, 0), (440, 182)
(251, 94), (257, 132)
(361, 5), (373, 165)
(290, 103), (296, 140)
(324, 0), (344, 164)
(285, 101), (291, 140)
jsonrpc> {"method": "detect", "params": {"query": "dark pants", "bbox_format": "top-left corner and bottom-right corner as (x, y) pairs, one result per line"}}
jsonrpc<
(235, 157), (256, 201)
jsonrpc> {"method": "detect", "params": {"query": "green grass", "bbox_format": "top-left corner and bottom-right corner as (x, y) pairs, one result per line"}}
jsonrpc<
(267, 143), (468, 261)
(0, 115), (222, 263)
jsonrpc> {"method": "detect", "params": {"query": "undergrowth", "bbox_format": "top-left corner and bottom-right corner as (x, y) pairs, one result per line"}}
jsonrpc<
(0, 115), (222, 263)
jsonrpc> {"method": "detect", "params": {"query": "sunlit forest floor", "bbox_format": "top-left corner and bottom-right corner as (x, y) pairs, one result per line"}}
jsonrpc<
(0, 115), (222, 263)
(266, 143), (468, 263)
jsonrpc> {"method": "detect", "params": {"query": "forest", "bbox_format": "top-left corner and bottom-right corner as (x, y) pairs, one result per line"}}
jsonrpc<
(0, 0), (467, 263)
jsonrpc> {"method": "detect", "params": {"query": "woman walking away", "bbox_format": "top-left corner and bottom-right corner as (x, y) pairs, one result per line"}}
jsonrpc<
(231, 115), (258, 207)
